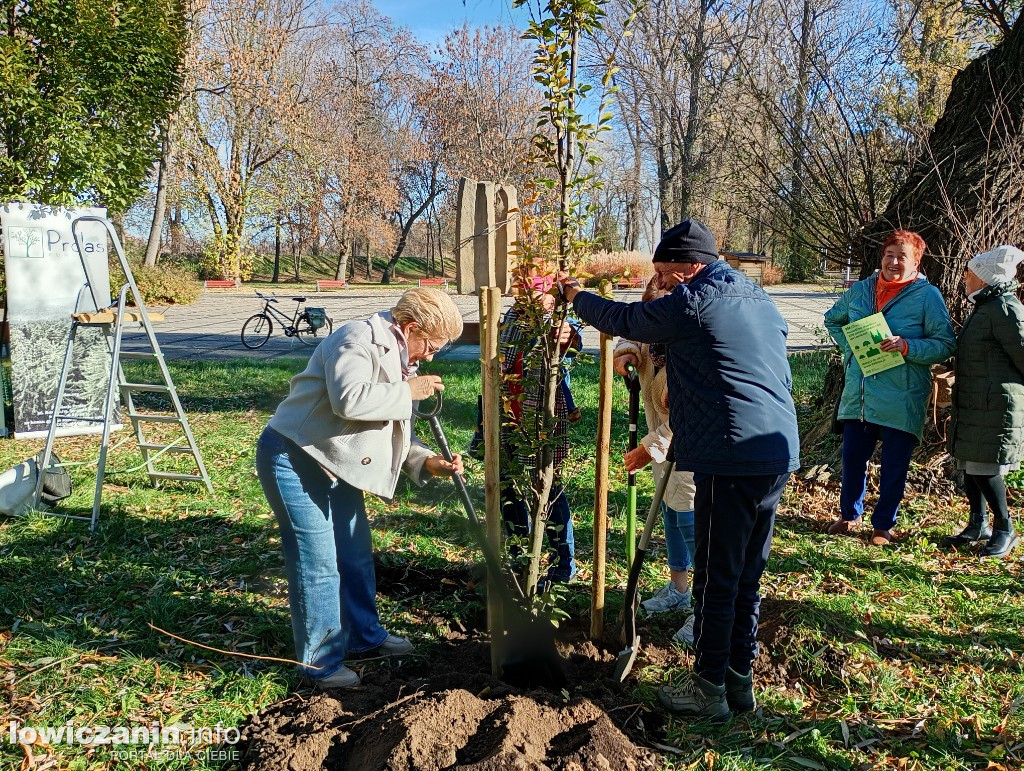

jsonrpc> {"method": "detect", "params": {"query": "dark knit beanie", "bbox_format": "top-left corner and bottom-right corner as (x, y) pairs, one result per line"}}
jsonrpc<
(652, 219), (719, 264)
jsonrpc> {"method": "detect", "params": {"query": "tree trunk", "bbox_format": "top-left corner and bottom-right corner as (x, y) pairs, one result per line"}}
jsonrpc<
(204, 192), (224, 244)
(168, 207), (184, 255)
(225, 206), (244, 281)
(436, 216), (445, 276)
(144, 120), (173, 268)
(857, 12), (1024, 320)
(655, 125), (676, 234)
(272, 214), (282, 283)
(789, 0), (814, 281)
(382, 177), (441, 284)
(678, 0), (709, 221)
(334, 238), (349, 282)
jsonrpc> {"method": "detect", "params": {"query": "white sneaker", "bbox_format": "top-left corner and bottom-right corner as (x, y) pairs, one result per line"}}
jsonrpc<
(673, 614), (695, 646)
(640, 581), (692, 615)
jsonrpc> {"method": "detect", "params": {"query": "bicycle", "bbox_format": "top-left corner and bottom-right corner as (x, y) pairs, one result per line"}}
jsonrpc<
(240, 291), (334, 349)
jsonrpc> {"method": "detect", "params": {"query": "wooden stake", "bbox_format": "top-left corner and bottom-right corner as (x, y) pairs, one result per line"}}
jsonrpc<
(480, 286), (503, 676)
(591, 331), (613, 639)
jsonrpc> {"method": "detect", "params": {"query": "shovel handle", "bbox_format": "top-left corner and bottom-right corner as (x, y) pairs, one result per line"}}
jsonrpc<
(625, 365), (640, 486)
(413, 395), (526, 600)
(423, 414), (479, 528)
(412, 392), (478, 524)
(619, 441), (674, 647)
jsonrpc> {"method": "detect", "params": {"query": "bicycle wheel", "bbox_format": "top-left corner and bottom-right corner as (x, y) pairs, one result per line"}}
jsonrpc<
(296, 315), (333, 346)
(241, 313), (273, 349)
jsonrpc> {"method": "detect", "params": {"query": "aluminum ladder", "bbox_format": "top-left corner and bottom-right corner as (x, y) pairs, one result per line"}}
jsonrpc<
(33, 216), (212, 530)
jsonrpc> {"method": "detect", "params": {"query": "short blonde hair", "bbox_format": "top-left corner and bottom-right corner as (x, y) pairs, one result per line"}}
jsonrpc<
(392, 287), (464, 343)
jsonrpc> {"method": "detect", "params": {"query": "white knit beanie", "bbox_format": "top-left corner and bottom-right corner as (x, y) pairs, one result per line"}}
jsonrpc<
(967, 245), (1024, 286)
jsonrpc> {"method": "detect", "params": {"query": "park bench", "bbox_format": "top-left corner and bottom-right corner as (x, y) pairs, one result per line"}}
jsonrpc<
(616, 275), (646, 289)
(833, 277), (858, 291)
(316, 279), (348, 291)
(417, 277), (448, 289)
(204, 279), (240, 289)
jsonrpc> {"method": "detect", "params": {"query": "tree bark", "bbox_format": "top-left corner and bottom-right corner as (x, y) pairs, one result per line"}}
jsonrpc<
(334, 238), (349, 282)
(857, 11), (1024, 319)
(144, 118), (173, 268)
(272, 214), (282, 283)
(168, 207), (184, 255)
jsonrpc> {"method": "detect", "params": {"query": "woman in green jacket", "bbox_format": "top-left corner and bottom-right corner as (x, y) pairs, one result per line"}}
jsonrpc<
(824, 231), (956, 545)
(947, 245), (1024, 559)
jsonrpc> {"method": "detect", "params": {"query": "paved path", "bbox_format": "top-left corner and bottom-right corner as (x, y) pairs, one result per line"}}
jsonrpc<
(123, 283), (839, 363)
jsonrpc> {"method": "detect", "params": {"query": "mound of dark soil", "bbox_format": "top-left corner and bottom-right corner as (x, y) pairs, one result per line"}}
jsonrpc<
(238, 627), (660, 771)
(237, 564), (801, 770)
(241, 686), (652, 771)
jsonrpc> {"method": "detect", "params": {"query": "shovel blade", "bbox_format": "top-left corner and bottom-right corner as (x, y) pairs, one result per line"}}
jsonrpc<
(612, 637), (640, 683)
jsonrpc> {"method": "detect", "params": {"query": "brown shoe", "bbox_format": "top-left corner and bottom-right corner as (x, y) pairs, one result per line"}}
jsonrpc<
(827, 518), (855, 535)
(870, 529), (892, 546)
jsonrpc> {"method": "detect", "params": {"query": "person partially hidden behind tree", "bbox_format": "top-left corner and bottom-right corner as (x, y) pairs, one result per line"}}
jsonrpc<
(557, 219), (800, 722)
(946, 245), (1024, 559)
(499, 270), (582, 592)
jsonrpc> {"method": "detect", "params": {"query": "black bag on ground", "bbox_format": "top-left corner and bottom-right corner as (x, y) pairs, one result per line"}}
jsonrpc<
(35, 451), (72, 506)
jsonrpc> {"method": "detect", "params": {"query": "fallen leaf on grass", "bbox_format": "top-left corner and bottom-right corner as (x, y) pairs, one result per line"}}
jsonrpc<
(790, 758), (827, 770)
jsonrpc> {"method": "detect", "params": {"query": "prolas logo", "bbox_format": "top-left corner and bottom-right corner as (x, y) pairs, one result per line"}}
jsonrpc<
(47, 229), (107, 254)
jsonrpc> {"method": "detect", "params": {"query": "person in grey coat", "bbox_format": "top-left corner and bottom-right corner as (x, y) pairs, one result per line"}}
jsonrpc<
(947, 245), (1024, 558)
(256, 288), (465, 688)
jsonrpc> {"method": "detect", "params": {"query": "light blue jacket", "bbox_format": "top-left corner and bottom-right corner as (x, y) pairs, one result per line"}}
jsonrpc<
(824, 273), (956, 440)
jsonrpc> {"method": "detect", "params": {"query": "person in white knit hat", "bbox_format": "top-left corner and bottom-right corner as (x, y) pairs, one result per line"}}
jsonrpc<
(946, 244), (1024, 558)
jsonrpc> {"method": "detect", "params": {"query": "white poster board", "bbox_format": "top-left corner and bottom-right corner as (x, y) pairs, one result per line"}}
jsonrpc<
(1, 203), (114, 438)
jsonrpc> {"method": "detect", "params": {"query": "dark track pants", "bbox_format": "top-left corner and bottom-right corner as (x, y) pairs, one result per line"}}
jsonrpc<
(690, 472), (790, 685)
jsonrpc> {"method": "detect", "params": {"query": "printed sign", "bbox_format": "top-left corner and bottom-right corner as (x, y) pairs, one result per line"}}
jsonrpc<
(842, 312), (905, 377)
(1, 203), (113, 438)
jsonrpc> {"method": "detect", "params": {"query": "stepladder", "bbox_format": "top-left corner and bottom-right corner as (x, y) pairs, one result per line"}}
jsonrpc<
(32, 216), (213, 530)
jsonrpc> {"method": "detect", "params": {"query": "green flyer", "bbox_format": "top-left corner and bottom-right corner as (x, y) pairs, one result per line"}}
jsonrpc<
(842, 312), (905, 376)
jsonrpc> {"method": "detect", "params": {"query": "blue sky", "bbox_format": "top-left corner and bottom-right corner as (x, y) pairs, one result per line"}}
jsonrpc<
(374, 0), (529, 42)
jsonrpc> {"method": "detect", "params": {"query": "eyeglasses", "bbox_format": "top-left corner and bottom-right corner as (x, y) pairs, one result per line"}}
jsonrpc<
(422, 337), (447, 357)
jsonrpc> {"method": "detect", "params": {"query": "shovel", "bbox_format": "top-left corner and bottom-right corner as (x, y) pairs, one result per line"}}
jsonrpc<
(612, 443), (673, 683)
(413, 392), (567, 687)
(624, 364), (641, 564)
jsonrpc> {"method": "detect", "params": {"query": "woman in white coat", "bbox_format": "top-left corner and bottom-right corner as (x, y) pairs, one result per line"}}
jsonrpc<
(256, 288), (464, 688)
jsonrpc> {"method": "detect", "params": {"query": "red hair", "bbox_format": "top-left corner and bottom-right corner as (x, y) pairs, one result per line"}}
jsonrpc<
(882, 230), (926, 262)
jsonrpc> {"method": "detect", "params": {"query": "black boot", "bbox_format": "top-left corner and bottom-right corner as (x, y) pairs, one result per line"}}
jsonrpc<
(981, 527), (1019, 558)
(945, 512), (992, 549)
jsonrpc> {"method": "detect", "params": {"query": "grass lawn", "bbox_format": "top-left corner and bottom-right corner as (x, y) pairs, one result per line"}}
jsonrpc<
(0, 351), (1022, 769)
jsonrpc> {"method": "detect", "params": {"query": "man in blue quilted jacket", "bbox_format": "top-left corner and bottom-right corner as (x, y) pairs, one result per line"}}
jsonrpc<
(558, 219), (800, 721)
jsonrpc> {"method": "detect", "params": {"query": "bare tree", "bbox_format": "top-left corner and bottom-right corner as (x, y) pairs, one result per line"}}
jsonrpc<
(595, 0), (757, 234)
(182, 0), (324, 280)
(858, 7), (1024, 315)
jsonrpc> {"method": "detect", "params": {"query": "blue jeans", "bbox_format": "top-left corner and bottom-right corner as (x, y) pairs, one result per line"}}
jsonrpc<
(502, 484), (576, 581)
(840, 420), (917, 531)
(256, 427), (388, 679)
(662, 502), (695, 572)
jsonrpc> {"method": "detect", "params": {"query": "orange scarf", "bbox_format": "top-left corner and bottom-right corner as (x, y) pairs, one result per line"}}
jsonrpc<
(876, 274), (915, 312)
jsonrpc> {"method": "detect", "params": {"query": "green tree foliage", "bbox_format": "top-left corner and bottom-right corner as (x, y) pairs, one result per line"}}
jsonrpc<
(0, 0), (185, 211)
(510, 0), (622, 596)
